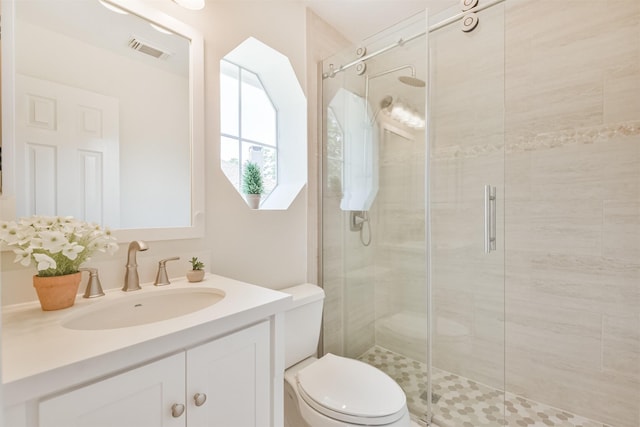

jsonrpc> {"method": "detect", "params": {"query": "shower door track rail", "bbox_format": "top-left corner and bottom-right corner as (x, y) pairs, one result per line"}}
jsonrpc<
(322, 0), (506, 79)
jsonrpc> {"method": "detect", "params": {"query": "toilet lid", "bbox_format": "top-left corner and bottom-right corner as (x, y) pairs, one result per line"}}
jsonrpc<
(296, 353), (407, 425)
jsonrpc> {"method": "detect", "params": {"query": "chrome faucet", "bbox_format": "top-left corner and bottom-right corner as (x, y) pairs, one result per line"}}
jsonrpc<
(123, 240), (148, 292)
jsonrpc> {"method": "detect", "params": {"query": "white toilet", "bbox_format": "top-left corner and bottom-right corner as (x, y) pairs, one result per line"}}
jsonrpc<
(282, 284), (411, 427)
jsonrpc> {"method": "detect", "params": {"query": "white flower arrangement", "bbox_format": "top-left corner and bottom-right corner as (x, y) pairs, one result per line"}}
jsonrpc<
(0, 215), (119, 277)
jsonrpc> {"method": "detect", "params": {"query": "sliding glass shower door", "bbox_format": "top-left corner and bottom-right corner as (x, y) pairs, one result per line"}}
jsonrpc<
(320, 11), (431, 423)
(320, 5), (508, 425)
(428, 1), (640, 426)
(428, 3), (506, 426)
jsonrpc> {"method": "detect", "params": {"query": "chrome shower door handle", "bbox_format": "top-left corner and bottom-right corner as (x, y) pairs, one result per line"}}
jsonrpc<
(484, 185), (496, 253)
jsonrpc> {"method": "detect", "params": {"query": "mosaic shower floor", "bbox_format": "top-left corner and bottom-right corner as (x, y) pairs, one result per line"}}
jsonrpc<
(358, 346), (613, 427)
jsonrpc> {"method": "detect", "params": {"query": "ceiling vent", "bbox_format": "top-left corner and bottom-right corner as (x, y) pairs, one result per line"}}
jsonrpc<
(128, 37), (171, 60)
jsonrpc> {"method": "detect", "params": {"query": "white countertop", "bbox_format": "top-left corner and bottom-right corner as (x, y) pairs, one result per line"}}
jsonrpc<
(2, 274), (292, 405)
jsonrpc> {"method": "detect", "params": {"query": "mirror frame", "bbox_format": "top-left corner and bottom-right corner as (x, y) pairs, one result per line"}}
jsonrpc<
(0, 0), (205, 242)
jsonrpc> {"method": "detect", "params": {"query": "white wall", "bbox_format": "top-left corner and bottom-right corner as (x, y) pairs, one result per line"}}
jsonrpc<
(1, 0), (330, 305)
(179, 0), (310, 289)
(15, 19), (191, 230)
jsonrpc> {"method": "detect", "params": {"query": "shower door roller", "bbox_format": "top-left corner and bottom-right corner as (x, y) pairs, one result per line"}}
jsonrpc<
(461, 13), (480, 32)
(460, 0), (479, 11)
(484, 185), (497, 253)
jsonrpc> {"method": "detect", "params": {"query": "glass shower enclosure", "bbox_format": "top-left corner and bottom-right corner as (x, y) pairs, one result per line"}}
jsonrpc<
(320, 10), (432, 423)
(320, 1), (640, 426)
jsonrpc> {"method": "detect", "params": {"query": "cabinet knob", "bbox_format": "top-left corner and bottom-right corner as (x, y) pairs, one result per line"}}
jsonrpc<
(194, 393), (207, 407)
(171, 403), (185, 418)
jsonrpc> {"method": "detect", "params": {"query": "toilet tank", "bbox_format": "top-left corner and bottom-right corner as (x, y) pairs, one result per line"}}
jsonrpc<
(280, 284), (325, 369)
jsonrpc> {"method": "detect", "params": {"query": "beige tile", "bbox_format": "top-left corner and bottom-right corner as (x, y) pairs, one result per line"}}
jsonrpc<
(602, 314), (640, 376)
(473, 295), (505, 344)
(506, 299), (603, 371)
(506, 345), (639, 427)
(604, 64), (640, 124)
(506, 0), (640, 136)
(344, 274), (375, 358)
(434, 334), (505, 391)
(504, 150), (532, 202)
(524, 138), (638, 202)
(506, 68), (604, 135)
(375, 311), (427, 363)
(375, 205), (425, 247)
(603, 200), (640, 262)
(506, 250), (639, 316)
(506, 199), (603, 256)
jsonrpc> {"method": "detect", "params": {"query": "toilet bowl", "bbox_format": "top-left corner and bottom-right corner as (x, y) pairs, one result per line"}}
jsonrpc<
(284, 354), (411, 427)
(282, 284), (411, 427)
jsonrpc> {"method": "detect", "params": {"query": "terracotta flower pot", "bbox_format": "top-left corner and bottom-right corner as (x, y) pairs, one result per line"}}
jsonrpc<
(33, 272), (82, 311)
(187, 269), (205, 283)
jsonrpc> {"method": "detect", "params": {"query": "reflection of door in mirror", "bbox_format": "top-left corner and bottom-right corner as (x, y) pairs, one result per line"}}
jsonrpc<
(16, 75), (120, 226)
(11, 0), (192, 232)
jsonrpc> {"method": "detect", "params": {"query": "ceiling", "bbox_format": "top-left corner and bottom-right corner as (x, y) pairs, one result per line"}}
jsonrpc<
(18, 0), (189, 76)
(303, 0), (458, 42)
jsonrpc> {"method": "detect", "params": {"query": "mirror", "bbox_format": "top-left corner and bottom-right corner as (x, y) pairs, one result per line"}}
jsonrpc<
(1, 0), (205, 241)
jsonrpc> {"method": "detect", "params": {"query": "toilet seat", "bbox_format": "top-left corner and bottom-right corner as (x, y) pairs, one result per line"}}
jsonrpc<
(296, 353), (407, 425)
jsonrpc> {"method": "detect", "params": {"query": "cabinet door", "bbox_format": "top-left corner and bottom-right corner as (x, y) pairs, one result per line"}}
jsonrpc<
(187, 321), (271, 427)
(39, 353), (186, 427)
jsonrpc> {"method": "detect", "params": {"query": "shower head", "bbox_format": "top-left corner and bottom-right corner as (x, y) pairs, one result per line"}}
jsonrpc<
(365, 64), (425, 87)
(370, 95), (394, 124)
(398, 75), (426, 87)
(370, 95), (425, 129)
(380, 95), (393, 109)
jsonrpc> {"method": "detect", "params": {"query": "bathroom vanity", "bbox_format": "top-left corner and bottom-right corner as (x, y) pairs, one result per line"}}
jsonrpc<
(2, 274), (291, 427)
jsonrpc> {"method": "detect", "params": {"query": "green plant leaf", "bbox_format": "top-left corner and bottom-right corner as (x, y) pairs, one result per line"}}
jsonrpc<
(242, 162), (264, 195)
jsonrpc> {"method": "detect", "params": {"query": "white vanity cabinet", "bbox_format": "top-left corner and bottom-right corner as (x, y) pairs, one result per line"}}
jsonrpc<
(187, 321), (270, 426)
(3, 276), (291, 427)
(36, 321), (271, 427)
(39, 353), (186, 427)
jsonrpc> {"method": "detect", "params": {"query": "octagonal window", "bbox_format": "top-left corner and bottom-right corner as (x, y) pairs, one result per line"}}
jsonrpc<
(219, 37), (306, 210)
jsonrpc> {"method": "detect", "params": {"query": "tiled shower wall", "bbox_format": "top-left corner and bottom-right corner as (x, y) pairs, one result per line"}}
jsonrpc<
(323, 120), (427, 362)
(432, 1), (639, 426)
(503, 1), (639, 426)
(322, 187), (376, 360)
(323, 1), (639, 426)
(372, 123), (427, 363)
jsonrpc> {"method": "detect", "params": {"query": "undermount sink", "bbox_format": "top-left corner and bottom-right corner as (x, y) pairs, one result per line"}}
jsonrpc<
(62, 288), (226, 331)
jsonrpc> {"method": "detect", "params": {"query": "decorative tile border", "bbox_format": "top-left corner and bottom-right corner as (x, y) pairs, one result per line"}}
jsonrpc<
(431, 141), (504, 160)
(429, 121), (640, 160)
(505, 120), (640, 154)
(358, 346), (613, 427)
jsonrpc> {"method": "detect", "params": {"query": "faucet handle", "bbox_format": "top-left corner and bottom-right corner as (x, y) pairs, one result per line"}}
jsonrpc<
(79, 267), (105, 298)
(154, 257), (180, 286)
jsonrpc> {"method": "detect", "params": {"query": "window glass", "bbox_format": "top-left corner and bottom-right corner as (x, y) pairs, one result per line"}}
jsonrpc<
(241, 70), (276, 146)
(220, 59), (277, 200)
(220, 61), (239, 137)
(220, 37), (307, 210)
(221, 136), (240, 189)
